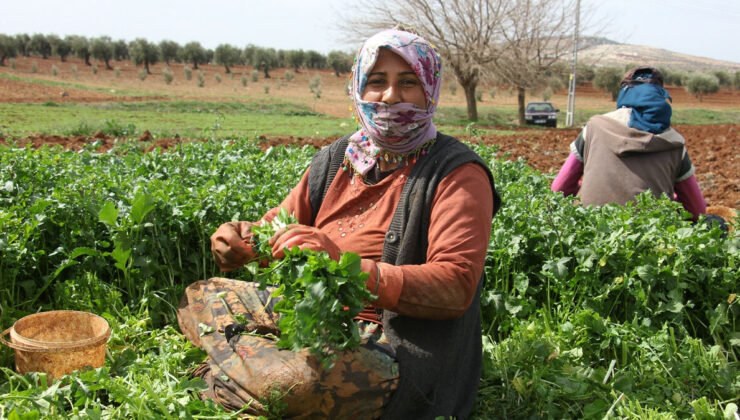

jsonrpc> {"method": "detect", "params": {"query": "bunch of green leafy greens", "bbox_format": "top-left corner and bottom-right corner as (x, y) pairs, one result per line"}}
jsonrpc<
(246, 208), (374, 369)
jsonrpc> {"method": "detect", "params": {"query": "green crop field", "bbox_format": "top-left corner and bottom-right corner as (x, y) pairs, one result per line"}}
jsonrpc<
(0, 134), (737, 419)
(1, 54), (739, 419)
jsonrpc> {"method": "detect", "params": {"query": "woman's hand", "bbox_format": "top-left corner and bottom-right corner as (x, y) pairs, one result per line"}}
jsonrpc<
(210, 221), (257, 271)
(270, 224), (341, 261)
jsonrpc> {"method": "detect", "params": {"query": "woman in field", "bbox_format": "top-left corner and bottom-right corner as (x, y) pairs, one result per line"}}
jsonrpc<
(178, 27), (500, 419)
(551, 66), (707, 221)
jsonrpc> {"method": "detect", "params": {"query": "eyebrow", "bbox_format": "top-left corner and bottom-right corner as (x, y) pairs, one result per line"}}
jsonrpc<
(367, 71), (419, 78)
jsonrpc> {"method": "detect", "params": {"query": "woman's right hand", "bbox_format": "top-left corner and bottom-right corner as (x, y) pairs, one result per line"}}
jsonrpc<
(210, 221), (257, 271)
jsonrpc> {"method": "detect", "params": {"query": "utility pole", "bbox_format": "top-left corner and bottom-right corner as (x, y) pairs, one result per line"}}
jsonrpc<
(565, 0), (580, 127)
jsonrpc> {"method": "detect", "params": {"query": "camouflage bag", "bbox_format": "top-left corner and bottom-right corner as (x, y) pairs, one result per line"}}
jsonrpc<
(177, 278), (399, 419)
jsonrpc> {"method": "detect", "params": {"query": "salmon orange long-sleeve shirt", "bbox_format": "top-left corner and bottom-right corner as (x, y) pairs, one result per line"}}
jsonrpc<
(261, 161), (494, 320)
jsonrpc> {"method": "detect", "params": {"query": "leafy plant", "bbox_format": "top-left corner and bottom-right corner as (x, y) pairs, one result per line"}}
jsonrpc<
(246, 209), (374, 368)
(162, 67), (173, 85)
(309, 75), (321, 99)
(1, 139), (736, 418)
(687, 73), (720, 102)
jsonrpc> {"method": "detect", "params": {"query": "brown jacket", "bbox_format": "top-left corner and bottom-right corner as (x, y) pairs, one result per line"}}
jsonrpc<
(577, 108), (691, 206)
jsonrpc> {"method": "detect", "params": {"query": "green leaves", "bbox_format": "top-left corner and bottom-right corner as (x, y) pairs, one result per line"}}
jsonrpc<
(98, 201), (118, 226)
(249, 212), (372, 369)
(131, 191), (155, 224)
(2, 139), (737, 418)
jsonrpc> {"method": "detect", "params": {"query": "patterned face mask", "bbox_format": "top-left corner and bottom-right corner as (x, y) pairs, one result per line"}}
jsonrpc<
(345, 29), (442, 175)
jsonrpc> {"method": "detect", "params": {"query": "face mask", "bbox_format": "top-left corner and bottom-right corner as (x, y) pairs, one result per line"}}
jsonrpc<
(357, 101), (432, 147)
(345, 29), (442, 175)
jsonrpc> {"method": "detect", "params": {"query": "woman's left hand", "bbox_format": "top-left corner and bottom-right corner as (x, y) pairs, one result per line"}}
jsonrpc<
(269, 224), (341, 261)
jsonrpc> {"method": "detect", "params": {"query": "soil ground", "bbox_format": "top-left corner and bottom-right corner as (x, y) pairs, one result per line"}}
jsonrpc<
(1, 55), (738, 209)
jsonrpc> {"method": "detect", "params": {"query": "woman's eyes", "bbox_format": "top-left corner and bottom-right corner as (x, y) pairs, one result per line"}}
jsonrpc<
(366, 78), (420, 88)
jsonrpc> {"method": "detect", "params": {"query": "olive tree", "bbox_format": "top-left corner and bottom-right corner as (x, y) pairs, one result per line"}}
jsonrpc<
(47, 34), (72, 62)
(29, 33), (52, 59)
(159, 40), (181, 65)
(576, 63), (595, 85)
(712, 70), (731, 87)
(214, 44), (241, 73)
(68, 35), (92, 66)
(128, 38), (159, 74)
(0, 34), (18, 66)
(285, 49), (306, 72)
(686, 73), (719, 102)
(251, 47), (278, 78)
(733, 71), (740, 90)
(91, 36), (114, 70)
(659, 67), (686, 87)
(15, 34), (30, 57)
(181, 41), (207, 69)
(593, 66), (623, 101)
(327, 50), (353, 76)
(305, 50), (327, 69)
(113, 39), (129, 61)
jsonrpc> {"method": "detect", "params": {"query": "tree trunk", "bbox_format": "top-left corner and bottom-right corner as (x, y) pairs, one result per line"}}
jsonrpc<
(517, 86), (526, 126)
(85, 55), (91, 66)
(105, 59), (112, 70)
(224, 64), (230, 74)
(462, 81), (479, 121)
(263, 63), (271, 78)
(145, 61), (151, 74)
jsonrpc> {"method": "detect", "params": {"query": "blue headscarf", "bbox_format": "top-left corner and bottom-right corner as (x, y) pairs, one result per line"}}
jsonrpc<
(616, 83), (672, 134)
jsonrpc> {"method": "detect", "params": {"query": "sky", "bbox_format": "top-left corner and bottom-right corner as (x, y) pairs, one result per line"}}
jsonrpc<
(1, 0), (739, 64)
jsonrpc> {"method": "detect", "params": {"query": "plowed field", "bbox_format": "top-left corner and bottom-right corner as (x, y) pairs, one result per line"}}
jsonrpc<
(1, 55), (738, 209)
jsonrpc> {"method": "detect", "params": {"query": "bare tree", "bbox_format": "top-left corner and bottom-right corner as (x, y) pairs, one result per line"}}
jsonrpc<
(338, 0), (509, 121)
(339, 0), (589, 124)
(487, 0), (578, 125)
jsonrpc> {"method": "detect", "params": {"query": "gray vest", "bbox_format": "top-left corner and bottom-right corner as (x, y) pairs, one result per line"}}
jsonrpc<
(308, 133), (500, 419)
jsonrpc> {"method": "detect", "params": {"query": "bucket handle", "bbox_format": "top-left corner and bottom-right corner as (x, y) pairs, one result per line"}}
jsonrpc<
(0, 327), (109, 354)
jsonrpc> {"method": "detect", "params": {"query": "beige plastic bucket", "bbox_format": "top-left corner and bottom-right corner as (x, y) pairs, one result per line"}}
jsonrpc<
(0, 310), (111, 381)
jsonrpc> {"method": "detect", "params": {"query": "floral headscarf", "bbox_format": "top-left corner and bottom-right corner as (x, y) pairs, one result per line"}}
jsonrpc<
(345, 29), (442, 175)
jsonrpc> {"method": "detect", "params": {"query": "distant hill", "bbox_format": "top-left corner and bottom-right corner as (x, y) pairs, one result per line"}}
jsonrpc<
(577, 38), (740, 72)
